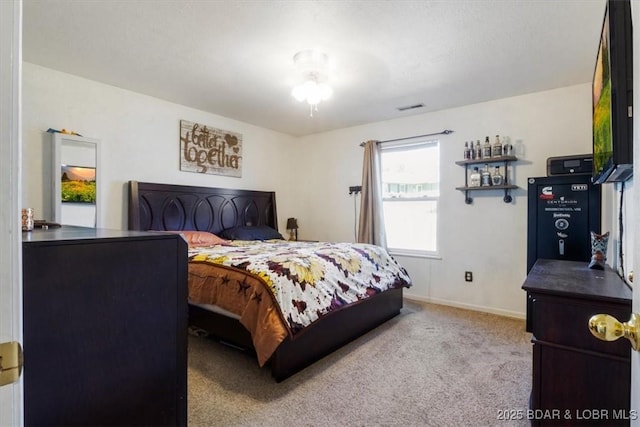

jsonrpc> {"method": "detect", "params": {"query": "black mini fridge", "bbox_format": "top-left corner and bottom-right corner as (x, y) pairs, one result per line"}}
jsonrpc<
(527, 175), (601, 273)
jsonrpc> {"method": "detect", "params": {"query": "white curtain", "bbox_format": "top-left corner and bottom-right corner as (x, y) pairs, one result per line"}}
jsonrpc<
(357, 140), (387, 247)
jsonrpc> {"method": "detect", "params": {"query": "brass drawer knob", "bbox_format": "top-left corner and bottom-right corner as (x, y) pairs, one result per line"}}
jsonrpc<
(588, 313), (639, 351)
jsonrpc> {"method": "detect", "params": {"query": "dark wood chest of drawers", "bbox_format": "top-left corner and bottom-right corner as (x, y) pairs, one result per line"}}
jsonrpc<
(522, 259), (632, 426)
(22, 227), (188, 426)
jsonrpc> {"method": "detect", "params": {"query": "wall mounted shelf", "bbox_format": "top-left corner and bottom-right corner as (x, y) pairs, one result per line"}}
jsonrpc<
(456, 155), (518, 204)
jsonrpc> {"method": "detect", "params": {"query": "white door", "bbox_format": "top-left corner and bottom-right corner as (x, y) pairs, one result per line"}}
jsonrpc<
(632, 2), (640, 424)
(0, 0), (23, 425)
(632, 212), (639, 416)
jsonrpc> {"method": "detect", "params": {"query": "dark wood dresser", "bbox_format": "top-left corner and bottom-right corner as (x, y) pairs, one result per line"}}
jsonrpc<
(22, 227), (188, 426)
(522, 259), (632, 426)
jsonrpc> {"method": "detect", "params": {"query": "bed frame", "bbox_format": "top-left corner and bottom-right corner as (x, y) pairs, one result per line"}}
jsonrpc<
(128, 180), (404, 381)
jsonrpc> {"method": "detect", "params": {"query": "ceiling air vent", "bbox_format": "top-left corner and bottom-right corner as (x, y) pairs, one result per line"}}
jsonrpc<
(397, 103), (424, 112)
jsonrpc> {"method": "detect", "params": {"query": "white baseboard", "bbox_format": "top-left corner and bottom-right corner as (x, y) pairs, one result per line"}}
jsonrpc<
(403, 294), (526, 320)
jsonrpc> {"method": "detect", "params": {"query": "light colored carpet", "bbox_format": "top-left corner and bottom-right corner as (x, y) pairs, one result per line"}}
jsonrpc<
(188, 300), (532, 427)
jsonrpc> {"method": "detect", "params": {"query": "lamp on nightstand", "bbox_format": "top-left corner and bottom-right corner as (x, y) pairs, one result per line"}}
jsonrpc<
(286, 217), (298, 241)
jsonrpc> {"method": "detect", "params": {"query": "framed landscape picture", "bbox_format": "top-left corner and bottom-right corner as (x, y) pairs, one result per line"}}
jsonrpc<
(61, 165), (96, 204)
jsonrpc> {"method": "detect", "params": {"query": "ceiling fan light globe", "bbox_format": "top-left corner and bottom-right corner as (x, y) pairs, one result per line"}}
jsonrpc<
(291, 85), (307, 102)
(306, 92), (321, 105)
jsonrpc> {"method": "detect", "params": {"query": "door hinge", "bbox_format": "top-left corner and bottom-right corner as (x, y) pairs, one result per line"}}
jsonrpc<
(0, 341), (23, 386)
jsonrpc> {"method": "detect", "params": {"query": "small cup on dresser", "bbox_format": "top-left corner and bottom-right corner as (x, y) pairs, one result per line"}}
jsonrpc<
(22, 208), (34, 231)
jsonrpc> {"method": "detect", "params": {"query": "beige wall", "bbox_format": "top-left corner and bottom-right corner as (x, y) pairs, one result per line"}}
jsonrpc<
(292, 84), (615, 317)
(22, 63), (298, 231)
(23, 63), (634, 318)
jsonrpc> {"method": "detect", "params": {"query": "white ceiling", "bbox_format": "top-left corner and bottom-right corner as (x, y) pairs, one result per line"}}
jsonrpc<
(23, 0), (607, 137)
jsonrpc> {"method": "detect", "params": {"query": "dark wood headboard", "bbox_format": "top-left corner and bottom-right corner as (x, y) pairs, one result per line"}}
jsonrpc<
(128, 181), (278, 234)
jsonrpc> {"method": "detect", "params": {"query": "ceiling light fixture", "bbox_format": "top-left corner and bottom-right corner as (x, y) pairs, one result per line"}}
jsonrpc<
(291, 49), (333, 117)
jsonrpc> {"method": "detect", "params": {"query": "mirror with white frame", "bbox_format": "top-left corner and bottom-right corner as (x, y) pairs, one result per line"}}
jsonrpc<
(51, 133), (100, 227)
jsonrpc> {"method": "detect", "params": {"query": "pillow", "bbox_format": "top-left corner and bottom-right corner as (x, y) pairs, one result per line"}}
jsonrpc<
(220, 225), (284, 241)
(166, 230), (229, 247)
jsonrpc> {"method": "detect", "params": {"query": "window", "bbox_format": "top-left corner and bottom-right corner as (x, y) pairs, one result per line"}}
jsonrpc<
(381, 140), (439, 256)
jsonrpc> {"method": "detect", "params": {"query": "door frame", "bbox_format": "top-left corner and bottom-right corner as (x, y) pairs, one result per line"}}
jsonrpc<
(0, 0), (24, 425)
(631, 1), (639, 424)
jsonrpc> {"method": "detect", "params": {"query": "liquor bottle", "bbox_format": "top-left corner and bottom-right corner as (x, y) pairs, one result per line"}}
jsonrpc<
(481, 164), (492, 187)
(492, 135), (502, 158)
(491, 166), (504, 186)
(475, 140), (482, 159)
(503, 139), (513, 157)
(463, 142), (471, 160)
(482, 136), (492, 159)
(469, 167), (481, 187)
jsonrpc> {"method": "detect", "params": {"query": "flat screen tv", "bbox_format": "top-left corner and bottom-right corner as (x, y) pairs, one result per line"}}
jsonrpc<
(592, 0), (633, 184)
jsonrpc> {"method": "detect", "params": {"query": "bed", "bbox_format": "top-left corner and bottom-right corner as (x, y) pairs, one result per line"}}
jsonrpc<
(128, 180), (411, 381)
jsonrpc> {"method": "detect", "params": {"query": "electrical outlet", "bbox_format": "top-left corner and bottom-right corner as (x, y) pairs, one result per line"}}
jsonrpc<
(465, 271), (473, 282)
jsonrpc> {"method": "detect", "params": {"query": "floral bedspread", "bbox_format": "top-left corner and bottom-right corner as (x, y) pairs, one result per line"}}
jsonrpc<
(189, 240), (412, 336)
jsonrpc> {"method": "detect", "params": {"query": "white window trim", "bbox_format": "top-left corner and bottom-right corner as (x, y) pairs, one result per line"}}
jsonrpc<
(381, 139), (440, 255)
(388, 248), (442, 259)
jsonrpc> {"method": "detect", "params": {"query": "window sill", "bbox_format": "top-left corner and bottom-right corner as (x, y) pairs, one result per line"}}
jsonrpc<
(388, 249), (441, 260)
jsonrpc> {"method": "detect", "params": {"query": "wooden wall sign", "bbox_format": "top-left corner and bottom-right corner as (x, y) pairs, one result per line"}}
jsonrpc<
(179, 120), (242, 177)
